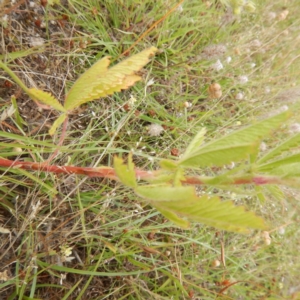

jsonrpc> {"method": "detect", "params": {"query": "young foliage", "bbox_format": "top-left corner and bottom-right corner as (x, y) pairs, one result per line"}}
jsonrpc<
(114, 153), (137, 188)
(179, 143), (256, 168)
(179, 111), (291, 168)
(135, 184), (196, 202)
(49, 113), (68, 136)
(111, 156), (267, 233)
(257, 153), (300, 174)
(181, 127), (206, 160)
(151, 205), (190, 229)
(257, 132), (300, 164)
(28, 89), (67, 113)
(134, 183), (266, 233)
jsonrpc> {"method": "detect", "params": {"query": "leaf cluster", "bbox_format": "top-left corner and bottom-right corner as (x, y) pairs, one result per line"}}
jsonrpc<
(1, 47), (300, 234)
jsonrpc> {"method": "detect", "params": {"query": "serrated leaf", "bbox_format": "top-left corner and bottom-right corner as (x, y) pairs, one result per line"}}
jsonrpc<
(134, 184), (266, 232)
(257, 132), (300, 164)
(179, 111), (291, 168)
(49, 113), (67, 136)
(64, 57), (111, 111)
(255, 186), (267, 203)
(152, 205), (190, 229)
(135, 184), (196, 202)
(265, 163), (300, 177)
(179, 143), (256, 168)
(263, 185), (285, 202)
(154, 195), (266, 233)
(257, 153), (300, 172)
(114, 154), (137, 188)
(64, 47), (157, 111)
(159, 159), (178, 170)
(182, 127), (206, 159)
(28, 88), (66, 112)
(144, 173), (175, 184)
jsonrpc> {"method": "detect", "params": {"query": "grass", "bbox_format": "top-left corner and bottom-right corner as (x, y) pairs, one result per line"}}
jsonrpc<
(1, 0), (300, 299)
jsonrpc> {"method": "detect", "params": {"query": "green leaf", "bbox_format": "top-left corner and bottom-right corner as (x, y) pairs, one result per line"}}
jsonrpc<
(263, 185), (285, 202)
(28, 88), (66, 112)
(257, 153), (300, 172)
(135, 184), (196, 202)
(265, 163), (300, 177)
(134, 184), (266, 232)
(159, 159), (178, 170)
(48, 113), (67, 136)
(64, 47), (157, 111)
(64, 56), (111, 111)
(257, 132), (300, 164)
(181, 127), (206, 159)
(179, 143), (256, 168)
(179, 111), (291, 168)
(114, 154), (137, 188)
(154, 195), (266, 233)
(152, 205), (190, 229)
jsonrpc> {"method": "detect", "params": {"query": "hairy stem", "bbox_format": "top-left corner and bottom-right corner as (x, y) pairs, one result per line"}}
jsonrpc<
(0, 157), (283, 186)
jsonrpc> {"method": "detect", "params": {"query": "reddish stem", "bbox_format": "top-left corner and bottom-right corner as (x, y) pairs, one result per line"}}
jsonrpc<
(0, 158), (156, 181)
(0, 157), (282, 186)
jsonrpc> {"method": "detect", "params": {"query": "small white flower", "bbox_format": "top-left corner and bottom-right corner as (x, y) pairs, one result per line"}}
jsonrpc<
(250, 39), (262, 48)
(289, 123), (300, 133)
(278, 227), (285, 235)
(264, 86), (271, 94)
(148, 124), (164, 137)
(60, 274), (66, 285)
(237, 75), (248, 84)
(60, 245), (73, 257)
(235, 92), (244, 100)
(266, 12), (276, 21)
(128, 95), (137, 106)
(1, 15), (8, 22)
(146, 78), (155, 87)
(260, 142), (267, 151)
(29, 36), (44, 47)
(227, 162), (235, 169)
(176, 5), (183, 13)
(210, 59), (223, 71)
(65, 256), (75, 262)
(279, 105), (289, 112)
(226, 56), (232, 63)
